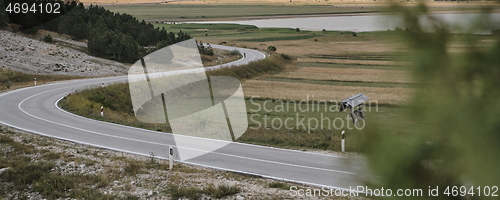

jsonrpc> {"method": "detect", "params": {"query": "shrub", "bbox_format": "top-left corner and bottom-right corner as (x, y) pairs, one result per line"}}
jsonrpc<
(492, 29), (500, 35)
(267, 46), (277, 51)
(168, 186), (203, 200)
(203, 184), (241, 198)
(295, 28), (300, 32)
(229, 50), (241, 56)
(124, 162), (144, 175)
(206, 54), (288, 80)
(43, 34), (53, 43)
(280, 53), (291, 60)
(268, 182), (291, 190)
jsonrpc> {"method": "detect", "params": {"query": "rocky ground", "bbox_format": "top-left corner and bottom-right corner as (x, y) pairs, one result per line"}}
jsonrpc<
(0, 29), (129, 77)
(1, 125), (351, 200)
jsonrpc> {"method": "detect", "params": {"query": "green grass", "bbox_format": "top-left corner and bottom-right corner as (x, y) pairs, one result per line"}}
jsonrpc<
(154, 23), (399, 45)
(203, 184), (241, 198)
(268, 182), (292, 190)
(101, 3), (489, 21)
(296, 62), (406, 70)
(59, 82), (409, 152)
(168, 186), (203, 200)
(259, 77), (414, 88)
(103, 4), (388, 21)
(237, 34), (318, 42)
(0, 68), (82, 90)
(306, 52), (407, 61)
(168, 184), (241, 200)
(169, 23), (258, 30)
(56, 47), (414, 152)
(240, 98), (410, 152)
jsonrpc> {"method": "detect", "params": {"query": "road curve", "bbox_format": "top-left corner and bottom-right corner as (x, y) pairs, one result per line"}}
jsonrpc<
(0, 45), (367, 191)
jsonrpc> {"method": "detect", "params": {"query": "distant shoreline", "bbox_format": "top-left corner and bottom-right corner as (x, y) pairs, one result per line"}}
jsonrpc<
(88, 1), (500, 23)
(148, 9), (500, 24)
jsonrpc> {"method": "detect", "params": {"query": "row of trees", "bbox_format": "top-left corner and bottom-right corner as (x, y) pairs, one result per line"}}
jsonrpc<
(1, 0), (77, 32)
(0, 1), (192, 63)
(0, 1), (8, 27)
(56, 4), (191, 63)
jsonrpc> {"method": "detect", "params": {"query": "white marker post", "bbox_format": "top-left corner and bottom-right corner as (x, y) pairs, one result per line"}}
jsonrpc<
(341, 130), (345, 152)
(101, 82), (104, 87)
(169, 146), (174, 170)
(34, 78), (36, 86)
(100, 106), (104, 117)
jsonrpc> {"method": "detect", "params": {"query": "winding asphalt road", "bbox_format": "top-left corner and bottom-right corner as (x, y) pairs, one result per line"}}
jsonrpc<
(0, 45), (367, 191)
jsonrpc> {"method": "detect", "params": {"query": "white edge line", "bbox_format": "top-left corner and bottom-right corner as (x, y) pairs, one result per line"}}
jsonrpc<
(34, 49), (345, 160)
(0, 119), (365, 194)
(0, 45), (366, 192)
(13, 79), (355, 175)
(55, 91), (347, 160)
(1, 47), (325, 161)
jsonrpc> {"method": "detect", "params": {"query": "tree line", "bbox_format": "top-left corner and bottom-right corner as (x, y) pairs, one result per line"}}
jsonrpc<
(1, 0), (77, 32)
(0, 1), (192, 63)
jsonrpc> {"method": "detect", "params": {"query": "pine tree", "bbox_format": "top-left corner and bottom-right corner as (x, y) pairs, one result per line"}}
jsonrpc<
(120, 34), (139, 63)
(0, 0), (9, 27)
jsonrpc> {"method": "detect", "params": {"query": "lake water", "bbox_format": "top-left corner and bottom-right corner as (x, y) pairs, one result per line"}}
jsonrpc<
(189, 13), (500, 34)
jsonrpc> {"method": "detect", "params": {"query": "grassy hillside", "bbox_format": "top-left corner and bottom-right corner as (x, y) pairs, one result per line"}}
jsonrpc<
(0, 68), (82, 91)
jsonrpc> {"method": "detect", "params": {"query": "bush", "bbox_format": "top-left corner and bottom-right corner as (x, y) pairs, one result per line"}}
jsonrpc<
(280, 53), (291, 60)
(124, 162), (144, 175)
(43, 34), (53, 43)
(295, 28), (300, 32)
(206, 54), (288, 80)
(268, 182), (291, 190)
(203, 184), (241, 198)
(492, 29), (500, 35)
(267, 46), (277, 51)
(168, 186), (203, 200)
(229, 49), (241, 56)
(0, 6), (8, 27)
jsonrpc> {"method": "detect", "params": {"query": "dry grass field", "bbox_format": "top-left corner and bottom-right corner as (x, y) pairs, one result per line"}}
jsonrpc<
(81, 0), (499, 6)
(199, 30), (415, 105)
(82, 0), (390, 5)
(296, 57), (404, 66)
(273, 67), (412, 84)
(242, 80), (412, 105)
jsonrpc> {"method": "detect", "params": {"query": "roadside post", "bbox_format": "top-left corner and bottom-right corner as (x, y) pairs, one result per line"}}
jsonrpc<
(100, 106), (104, 117)
(101, 82), (104, 87)
(341, 130), (345, 152)
(34, 78), (36, 86)
(169, 146), (174, 170)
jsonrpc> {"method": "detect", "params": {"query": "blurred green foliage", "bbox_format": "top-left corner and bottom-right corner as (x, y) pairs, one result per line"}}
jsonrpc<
(0, 1), (8, 27)
(363, 3), (500, 198)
